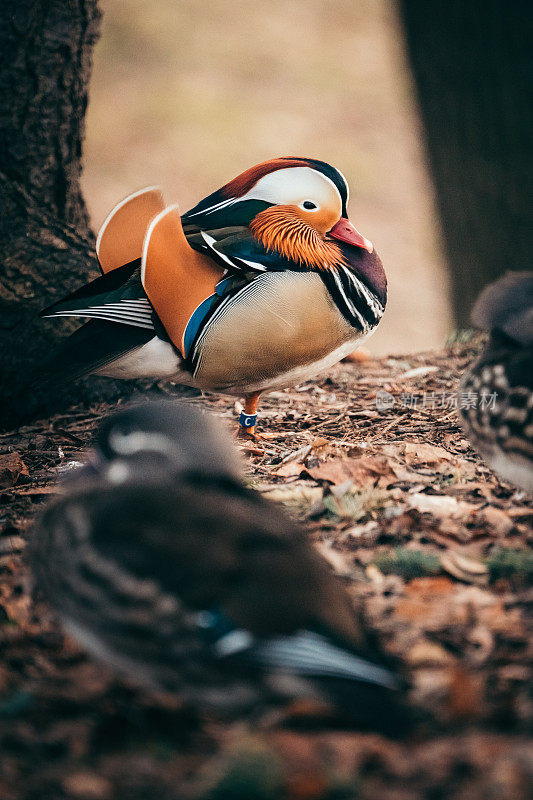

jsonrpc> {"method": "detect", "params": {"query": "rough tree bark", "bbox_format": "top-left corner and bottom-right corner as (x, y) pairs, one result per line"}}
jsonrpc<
(0, 0), (103, 426)
(399, 0), (533, 327)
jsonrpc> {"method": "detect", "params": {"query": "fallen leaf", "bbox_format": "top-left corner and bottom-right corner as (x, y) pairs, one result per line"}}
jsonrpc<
(401, 576), (457, 606)
(475, 506), (514, 537)
(448, 664), (483, 719)
(440, 552), (488, 584)
(239, 443), (264, 456)
(344, 521), (381, 546)
(278, 444), (312, 466)
(453, 585), (498, 609)
(62, 772), (112, 800)
(274, 461), (305, 478)
(506, 507), (533, 519)
(306, 455), (404, 487)
(406, 640), (455, 666)
(0, 536), (26, 554)
(398, 365), (439, 380)
(0, 586), (31, 626)
(8, 486), (58, 496)
(365, 564), (384, 584)
(408, 493), (477, 518)
(261, 486), (323, 505)
(275, 438), (328, 472)
(0, 452), (29, 488)
(330, 479), (355, 497)
(387, 441), (453, 466)
(466, 625), (494, 665)
(315, 541), (354, 576)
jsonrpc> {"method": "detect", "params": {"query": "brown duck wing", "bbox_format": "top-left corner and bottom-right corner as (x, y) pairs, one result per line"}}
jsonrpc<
(89, 480), (392, 673)
(96, 186), (166, 273)
(141, 206), (224, 355)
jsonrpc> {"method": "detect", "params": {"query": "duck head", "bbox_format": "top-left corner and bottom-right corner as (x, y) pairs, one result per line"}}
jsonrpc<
(471, 271), (533, 347)
(184, 157), (373, 271)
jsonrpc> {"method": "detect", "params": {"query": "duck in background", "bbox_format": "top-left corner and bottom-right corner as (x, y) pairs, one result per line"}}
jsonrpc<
(39, 157), (386, 437)
(29, 400), (406, 733)
(459, 271), (533, 494)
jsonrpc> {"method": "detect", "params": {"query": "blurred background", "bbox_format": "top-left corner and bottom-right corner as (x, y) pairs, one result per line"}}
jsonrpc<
(82, 0), (452, 355)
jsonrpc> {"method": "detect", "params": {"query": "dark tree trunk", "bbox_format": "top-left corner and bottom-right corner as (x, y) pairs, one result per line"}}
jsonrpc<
(0, 0), (102, 426)
(399, 0), (533, 327)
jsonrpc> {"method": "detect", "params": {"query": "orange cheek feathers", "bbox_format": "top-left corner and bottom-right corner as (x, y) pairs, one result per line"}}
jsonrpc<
(299, 206), (339, 236)
(250, 206), (344, 270)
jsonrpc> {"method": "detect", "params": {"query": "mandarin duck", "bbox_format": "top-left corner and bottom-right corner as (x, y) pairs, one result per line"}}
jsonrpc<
(39, 157), (386, 435)
(30, 400), (405, 732)
(459, 271), (533, 493)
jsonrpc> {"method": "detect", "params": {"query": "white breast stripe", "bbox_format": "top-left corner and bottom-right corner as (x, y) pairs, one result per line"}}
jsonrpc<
(200, 231), (217, 247)
(200, 231), (236, 267)
(236, 258), (267, 272)
(330, 268), (366, 329)
(339, 266), (383, 319)
(200, 231), (267, 273)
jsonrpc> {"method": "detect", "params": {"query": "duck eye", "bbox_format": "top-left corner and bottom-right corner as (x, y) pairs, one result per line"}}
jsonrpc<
(302, 200), (317, 210)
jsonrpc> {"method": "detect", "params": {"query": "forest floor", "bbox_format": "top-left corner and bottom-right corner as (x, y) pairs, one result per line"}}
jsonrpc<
(0, 341), (531, 800)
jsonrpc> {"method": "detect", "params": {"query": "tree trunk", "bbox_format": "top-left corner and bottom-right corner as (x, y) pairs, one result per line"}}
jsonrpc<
(0, 0), (103, 426)
(399, 0), (533, 327)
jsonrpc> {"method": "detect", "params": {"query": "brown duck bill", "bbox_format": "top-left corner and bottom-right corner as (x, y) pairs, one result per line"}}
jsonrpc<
(329, 218), (373, 253)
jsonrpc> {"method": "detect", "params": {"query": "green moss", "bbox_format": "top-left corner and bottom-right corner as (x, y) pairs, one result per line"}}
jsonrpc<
(204, 748), (283, 800)
(373, 547), (533, 585)
(203, 749), (358, 800)
(374, 548), (442, 580)
(446, 328), (478, 346)
(487, 549), (533, 586)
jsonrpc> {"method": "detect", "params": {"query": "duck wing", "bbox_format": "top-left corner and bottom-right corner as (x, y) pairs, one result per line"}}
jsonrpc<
(40, 260), (155, 331)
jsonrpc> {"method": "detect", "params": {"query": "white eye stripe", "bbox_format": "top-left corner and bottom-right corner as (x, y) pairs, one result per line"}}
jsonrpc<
(241, 167), (342, 216)
(335, 165), (349, 204)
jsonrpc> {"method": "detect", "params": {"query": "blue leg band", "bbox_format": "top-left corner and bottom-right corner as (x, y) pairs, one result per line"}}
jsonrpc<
(239, 411), (258, 428)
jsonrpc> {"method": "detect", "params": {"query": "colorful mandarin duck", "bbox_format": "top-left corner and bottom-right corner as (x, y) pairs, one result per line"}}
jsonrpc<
(30, 400), (405, 731)
(459, 271), (533, 494)
(41, 158), (387, 435)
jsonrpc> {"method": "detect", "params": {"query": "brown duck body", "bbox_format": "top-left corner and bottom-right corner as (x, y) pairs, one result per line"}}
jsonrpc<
(459, 272), (533, 493)
(96, 269), (363, 395)
(29, 400), (404, 730)
(39, 159), (387, 431)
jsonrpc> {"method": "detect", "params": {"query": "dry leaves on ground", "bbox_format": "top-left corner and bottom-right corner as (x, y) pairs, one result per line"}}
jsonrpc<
(0, 342), (531, 800)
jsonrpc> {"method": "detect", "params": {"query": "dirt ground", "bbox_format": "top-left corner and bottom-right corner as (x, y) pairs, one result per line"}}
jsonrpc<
(0, 341), (531, 800)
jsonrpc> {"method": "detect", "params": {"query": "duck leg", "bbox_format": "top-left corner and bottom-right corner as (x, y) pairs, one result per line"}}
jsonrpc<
(238, 392), (261, 438)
